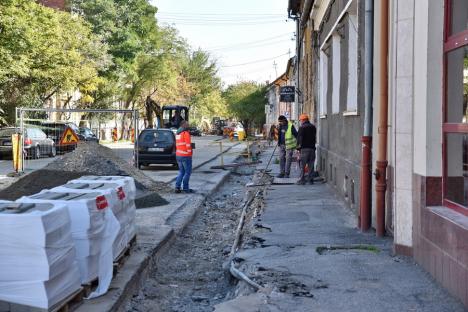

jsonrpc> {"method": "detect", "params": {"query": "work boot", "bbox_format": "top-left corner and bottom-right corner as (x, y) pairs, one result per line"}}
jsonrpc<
(183, 189), (196, 194)
(175, 188), (181, 194)
(308, 179), (314, 185)
(296, 179), (305, 185)
(277, 173), (285, 178)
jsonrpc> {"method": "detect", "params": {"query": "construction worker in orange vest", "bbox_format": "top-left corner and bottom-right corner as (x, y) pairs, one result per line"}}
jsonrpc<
(130, 127), (135, 143)
(112, 127), (118, 142)
(175, 120), (194, 194)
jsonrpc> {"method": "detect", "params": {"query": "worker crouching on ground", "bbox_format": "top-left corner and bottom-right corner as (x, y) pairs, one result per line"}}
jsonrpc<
(296, 114), (317, 185)
(175, 120), (195, 193)
(277, 115), (297, 178)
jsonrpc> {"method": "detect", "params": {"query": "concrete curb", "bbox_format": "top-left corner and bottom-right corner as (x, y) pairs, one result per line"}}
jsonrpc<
(167, 141), (242, 184)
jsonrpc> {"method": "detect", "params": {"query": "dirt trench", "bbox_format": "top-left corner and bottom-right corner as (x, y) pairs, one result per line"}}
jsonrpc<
(126, 172), (254, 312)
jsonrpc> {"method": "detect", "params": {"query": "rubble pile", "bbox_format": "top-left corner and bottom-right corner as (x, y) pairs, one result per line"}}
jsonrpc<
(46, 142), (169, 193)
(0, 142), (169, 207)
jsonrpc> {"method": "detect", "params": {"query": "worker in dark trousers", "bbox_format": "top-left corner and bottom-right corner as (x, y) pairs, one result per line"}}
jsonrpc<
(277, 115), (297, 178)
(296, 114), (317, 185)
(175, 121), (194, 193)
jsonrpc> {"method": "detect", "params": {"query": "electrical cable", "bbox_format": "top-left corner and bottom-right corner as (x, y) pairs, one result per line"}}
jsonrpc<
(157, 16), (283, 21)
(157, 12), (284, 16)
(205, 32), (293, 50)
(157, 20), (288, 26)
(208, 40), (291, 52)
(220, 52), (290, 67)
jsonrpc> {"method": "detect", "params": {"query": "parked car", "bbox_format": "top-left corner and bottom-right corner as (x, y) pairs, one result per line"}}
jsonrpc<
(0, 127), (56, 159)
(39, 121), (80, 153)
(136, 128), (177, 169)
(79, 127), (99, 142)
(189, 126), (202, 137)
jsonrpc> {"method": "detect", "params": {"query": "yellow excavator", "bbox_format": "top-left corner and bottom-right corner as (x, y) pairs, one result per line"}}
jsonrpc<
(145, 96), (189, 129)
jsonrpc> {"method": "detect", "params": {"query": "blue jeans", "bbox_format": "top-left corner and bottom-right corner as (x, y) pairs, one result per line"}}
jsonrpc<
(175, 156), (192, 190)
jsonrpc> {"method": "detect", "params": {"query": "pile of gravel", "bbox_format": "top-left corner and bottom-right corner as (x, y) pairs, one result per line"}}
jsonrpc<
(45, 142), (170, 193)
(0, 170), (91, 201)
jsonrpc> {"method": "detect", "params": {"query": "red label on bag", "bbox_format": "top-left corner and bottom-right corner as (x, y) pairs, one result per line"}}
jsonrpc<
(96, 195), (108, 210)
(117, 187), (126, 200)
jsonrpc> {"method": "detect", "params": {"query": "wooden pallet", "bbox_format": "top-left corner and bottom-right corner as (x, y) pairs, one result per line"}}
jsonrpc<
(1, 236), (138, 312)
(0, 287), (85, 312)
(81, 277), (99, 298)
(113, 234), (137, 274)
(49, 287), (85, 312)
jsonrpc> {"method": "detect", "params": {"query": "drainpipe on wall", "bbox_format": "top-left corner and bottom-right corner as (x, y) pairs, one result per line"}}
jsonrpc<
(375, 0), (389, 237)
(296, 18), (301, 119)
(359, 0), (374, 231)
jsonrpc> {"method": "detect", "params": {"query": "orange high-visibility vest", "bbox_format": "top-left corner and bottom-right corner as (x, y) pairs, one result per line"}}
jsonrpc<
(112, 127), (118, 142)
(176, 130), (192, 157)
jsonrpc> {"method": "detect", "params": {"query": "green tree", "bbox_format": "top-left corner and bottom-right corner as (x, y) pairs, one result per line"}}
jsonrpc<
(71, 0), (160, 110)
(223, 81), (267, 133)
(0, 0), (108, 123)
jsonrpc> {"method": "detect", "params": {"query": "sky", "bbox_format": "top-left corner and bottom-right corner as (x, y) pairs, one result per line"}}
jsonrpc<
(150, 0), (296, 87)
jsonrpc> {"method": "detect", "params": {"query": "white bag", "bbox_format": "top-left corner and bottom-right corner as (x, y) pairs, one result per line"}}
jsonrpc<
(51, 182), (128, 259)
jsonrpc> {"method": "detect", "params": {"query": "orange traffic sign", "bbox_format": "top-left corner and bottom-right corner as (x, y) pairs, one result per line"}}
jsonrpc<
(60, 127), (79, 145)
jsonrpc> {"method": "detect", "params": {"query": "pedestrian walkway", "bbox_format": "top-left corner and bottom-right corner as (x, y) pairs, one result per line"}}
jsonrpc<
(216, 147), (465, 312)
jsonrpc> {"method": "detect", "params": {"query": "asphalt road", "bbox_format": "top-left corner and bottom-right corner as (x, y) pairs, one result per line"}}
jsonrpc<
(0, 135), (245, 189)
(105, 135), (243, 183)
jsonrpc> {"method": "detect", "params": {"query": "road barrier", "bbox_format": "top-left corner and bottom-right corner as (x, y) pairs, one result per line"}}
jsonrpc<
(211, 139), (260, 168)
(12, 108), (141, 173)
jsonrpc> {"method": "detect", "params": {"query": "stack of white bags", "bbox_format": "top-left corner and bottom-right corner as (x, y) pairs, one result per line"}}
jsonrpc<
(0, 176), (137, 310)
(50, 181), (130, 259)
(69, 176), (137, 247)
(0, 202), (81, 309)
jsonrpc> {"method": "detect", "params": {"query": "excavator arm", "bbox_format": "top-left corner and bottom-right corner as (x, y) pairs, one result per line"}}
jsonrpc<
(145, 96), (162, 128)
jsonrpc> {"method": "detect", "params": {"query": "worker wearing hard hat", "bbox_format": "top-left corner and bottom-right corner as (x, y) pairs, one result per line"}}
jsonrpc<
(296, 114), (317, 185)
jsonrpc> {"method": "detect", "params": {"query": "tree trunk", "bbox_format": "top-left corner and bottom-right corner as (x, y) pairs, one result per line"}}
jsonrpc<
(42, 89), (57, 103)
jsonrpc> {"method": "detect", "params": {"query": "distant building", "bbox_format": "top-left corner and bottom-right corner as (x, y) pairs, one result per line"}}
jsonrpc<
(37, 0), (66, 10)
(265, 58), (296, 132)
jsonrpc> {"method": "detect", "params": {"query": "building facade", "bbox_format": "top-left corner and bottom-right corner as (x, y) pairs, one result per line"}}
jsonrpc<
(266, 59), (297, 133)
(384, 0), (468, 305)
(288, 0), (468, 306)
(289, 0), (365, 213)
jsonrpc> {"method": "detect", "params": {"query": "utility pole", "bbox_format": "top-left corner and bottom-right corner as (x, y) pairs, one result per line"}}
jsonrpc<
(273, 61), (278, 77)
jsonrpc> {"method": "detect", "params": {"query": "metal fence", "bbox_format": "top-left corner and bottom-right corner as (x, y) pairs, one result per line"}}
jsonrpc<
(13, 108), (140, 173)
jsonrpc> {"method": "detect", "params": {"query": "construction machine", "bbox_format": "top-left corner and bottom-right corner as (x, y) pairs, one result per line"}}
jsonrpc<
(145, 96), (189, 129)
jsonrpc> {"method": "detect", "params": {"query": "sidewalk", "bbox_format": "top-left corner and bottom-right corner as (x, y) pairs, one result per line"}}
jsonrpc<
(216, 147), (465, 312)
